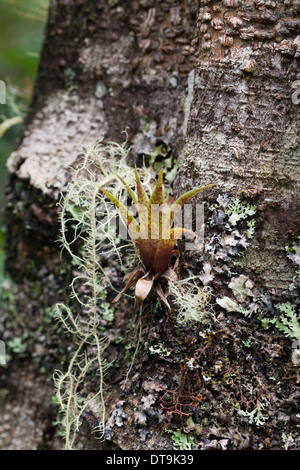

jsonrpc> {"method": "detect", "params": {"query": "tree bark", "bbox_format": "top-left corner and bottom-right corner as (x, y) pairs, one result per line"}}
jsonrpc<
(1, 0), (300, 450)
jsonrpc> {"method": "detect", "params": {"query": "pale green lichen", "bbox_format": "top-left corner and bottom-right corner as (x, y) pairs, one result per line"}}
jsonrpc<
(271, 302), (300, 342)
(168, 277), (214, 325)
(240, 399), (268, 426)
(101, 303), (115, 324)
(246, 219), (256, 239)
(149, 343), (171, 357)
(171, 429), (199, 450)
(228, 275), (254, 301)
(282, 432), (295, 450)
(216, 296), (239, 313)
(7, 336), (27, 357)
(225, 197), (256, 226)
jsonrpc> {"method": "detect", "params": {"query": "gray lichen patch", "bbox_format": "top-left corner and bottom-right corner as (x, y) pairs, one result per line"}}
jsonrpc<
(79, 34), (135, 89)
(6, 91), (107, 194)
(176, 58), (300, 206)
(176, 129), (257, 194)
(234, 227), (296, 291)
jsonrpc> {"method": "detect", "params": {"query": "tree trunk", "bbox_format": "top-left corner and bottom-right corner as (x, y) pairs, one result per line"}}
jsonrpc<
(1, 0), (300, 450)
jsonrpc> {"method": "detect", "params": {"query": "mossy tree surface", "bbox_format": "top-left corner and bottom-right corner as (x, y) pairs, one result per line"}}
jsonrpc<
(2, 0), (300, 450)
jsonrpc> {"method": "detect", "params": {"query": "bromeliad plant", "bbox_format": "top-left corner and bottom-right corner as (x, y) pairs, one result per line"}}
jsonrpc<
(100, 167), (215, 308)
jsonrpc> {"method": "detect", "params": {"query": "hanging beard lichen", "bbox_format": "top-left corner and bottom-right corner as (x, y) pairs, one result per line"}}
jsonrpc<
(53, 137), (158, 449)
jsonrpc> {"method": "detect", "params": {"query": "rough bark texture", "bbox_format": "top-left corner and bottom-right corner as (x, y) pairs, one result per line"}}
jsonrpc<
(1, 0), (300, 450)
